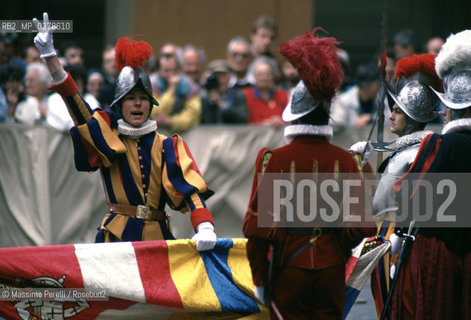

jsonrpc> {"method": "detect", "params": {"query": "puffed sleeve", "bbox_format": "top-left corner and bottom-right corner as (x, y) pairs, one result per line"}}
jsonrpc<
(162, 134), (214, 230)
(49, 73), (127, 171)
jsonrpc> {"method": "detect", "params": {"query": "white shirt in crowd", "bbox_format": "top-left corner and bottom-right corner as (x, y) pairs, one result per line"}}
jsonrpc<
(46, 92), (100, 132)
(14, 95), (49, 126)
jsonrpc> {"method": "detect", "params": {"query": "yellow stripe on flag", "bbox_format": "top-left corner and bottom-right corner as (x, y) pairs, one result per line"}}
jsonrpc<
(227, 239), (256, 297)
(227, 239), (271, 319)
(168, 239), (221, 311)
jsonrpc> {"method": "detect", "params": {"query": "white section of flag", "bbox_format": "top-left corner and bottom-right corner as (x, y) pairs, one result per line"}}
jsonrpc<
(74, 242), (146, 303)
(346, 241), (390, 290)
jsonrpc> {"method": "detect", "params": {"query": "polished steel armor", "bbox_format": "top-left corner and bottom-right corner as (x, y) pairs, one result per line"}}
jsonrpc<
(282, 81), (323, 122)
(110, 66), (159, 108)
(387, 81), (439, 123)
(432, 69), (471, 110)
(372, 131), (430, 219)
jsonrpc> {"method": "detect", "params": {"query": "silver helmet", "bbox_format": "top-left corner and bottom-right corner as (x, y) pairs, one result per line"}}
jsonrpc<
(282, 81), (326, 122)
(387, 80), (440, 122)
(110, 66), (159, 108)
(431, 69), (471, 110)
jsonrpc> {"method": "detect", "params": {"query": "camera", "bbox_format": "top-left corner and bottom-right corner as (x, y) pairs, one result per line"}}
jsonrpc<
(204, 73), (219, 91)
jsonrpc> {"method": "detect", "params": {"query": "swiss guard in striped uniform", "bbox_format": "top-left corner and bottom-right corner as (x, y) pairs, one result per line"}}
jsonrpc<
(32, 13), (216, 251)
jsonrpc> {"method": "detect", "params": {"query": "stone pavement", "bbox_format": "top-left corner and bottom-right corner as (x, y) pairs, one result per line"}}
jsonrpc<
(345, 278), (378, 320)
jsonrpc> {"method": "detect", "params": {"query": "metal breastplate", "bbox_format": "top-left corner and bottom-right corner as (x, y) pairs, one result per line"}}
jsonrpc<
(372, 143), (420, 219)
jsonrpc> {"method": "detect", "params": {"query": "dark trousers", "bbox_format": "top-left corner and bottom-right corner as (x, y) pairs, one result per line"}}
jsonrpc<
(271, 264), (345, 320)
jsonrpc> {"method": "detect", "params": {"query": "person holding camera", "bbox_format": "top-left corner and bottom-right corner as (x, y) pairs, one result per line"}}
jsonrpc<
(201, 59), (248, 124)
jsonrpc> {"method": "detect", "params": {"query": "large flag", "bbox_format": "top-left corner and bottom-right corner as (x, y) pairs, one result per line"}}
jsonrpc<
(0, 238), (268, 319)
(343, 236), (390, 319)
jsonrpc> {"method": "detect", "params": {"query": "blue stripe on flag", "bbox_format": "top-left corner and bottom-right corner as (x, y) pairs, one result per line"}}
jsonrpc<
(200, 238), (260, 313)
(343, 286), (361, 320)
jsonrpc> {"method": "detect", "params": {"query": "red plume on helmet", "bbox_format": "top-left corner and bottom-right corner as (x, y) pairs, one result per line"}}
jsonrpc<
(394, 53), (442, 91)
(110, 36), (158, 109)
(280, 28), (343, 102)
(115, 36), (153, 72)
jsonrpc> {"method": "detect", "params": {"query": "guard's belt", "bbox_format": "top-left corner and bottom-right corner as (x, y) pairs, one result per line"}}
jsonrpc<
(109, 204), (166, 221)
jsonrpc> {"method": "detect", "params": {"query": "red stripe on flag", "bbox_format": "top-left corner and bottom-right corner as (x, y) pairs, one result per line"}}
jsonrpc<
(0, 244), (83, 287)
(345, 256), (359, 282)
(0, 244), (138, 319)
(133, 241), (183, 308)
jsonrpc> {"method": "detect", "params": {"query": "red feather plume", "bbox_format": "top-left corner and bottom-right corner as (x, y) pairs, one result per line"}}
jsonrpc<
(279, 28), (342, 101)
(115, 36), (153, 72)
(395, 53), (441, 90)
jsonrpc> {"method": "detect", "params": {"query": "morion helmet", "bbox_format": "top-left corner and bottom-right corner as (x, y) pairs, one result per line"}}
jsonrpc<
(387, 53), (441, 123)
(432, 30), (471, 110)
(279, 28), (343, 122)
(110, 37), (158, 113)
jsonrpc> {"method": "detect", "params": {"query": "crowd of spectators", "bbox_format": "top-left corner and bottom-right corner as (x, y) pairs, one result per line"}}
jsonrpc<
(0, 19), (445, 134)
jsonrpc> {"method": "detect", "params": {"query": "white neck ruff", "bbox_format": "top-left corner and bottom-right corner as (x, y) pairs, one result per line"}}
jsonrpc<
(117, 119), (157, 139)
(394, 130), (433, 149)
(442, 118), (471, 134)
(284, 124), (333, 144)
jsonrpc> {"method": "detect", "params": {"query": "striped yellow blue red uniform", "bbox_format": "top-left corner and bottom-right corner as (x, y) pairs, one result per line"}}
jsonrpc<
(50, 74), (214, 242)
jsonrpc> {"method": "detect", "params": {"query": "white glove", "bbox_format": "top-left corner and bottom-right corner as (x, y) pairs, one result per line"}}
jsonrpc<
(192, 222), (216, 251)
(389, 233), (403, 255)
(32, 12), (57, 58)
(349, 140), (374, 166)
(254, 285), (266, 305)
(390, 264), (396, 279)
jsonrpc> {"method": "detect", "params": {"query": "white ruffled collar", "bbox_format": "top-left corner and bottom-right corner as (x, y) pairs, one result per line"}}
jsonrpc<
(284, 124), (333, 144)
(441, 118), (471, 134)
(394, 130), (433, 149)
(117, 119), (157, 139)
